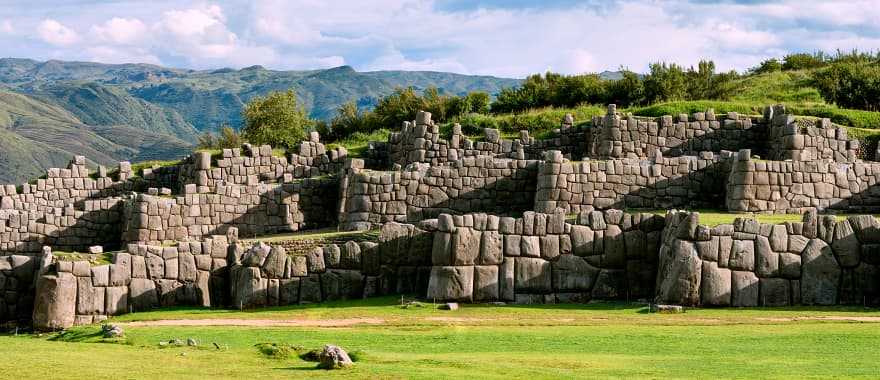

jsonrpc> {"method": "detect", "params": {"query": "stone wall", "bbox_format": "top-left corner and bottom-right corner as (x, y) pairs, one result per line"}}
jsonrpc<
(339, 157), (538, 230)
(726, 149), (880, 213)
(32, 222), (436, 328)
(0, 254), (41, 323)
(765, 105), (858, 162)
(33, 235), (233, 329)
(535, 151), (731, 214)
(123, 178), (338, 245)
(427, 210), (665, 303)
(591, 105), (765, 159)
(228, 222), (433, 309)
(386, 111), (588, 169)
(655, 210), (880, 307)
(176, 134), (347, 190)
(0, 157), (142, 255)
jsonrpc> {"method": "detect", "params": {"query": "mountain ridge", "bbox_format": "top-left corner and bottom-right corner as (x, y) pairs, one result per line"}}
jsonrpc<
(0, 58), (521, 184)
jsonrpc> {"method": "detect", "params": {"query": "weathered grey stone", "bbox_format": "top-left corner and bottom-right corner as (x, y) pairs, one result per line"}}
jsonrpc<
(728, 240), (755, 271)
(759, 278), (790, 307)
(769, 224), (788, 252)
(318, 344), (353, 369)
(801, 239), (840, 305)
(91, 265), (110, 286)
(307, 247), (326, 273)
(778, 252), (801, 279)
(731, 270), (759, 307)
(231, 266), (267, 309)
(427, 266), (474, 302)
(570, 225), (593, 256)
(76, 276), (104, 315)
(110, 252), (131, 286)
(552, 254), (599, 292)
(700, 261), (731, 306)
(591, 269), (626, 299)
(179, 252), (197, 282)
(262, 246), (287, 278)
(520, 236), (541, 258)
(104, 286), (128, 315)
(479, 231), (503, 265)
(242, 242), (271, 267)
(452, 228), (481, 265)
(515, 257), (551, 293)
(321, 270), (364, 301)
(755, 236), (778, 277)
(473, 265), (499, 301)
(33, 273), (77, 331)
(655, 239), (702, 306)
(129, 278), (158, 311)
(831, 219), (860, 268)
(500, 258), (515, 302)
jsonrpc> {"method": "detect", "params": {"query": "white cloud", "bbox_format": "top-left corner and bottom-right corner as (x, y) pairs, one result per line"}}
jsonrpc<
(37, 19), (80, 46)
(1, 20), (12, 34)
(85, 46), (160, 65)
(4, 1), (880, 76)
(91, 17), (148, 45)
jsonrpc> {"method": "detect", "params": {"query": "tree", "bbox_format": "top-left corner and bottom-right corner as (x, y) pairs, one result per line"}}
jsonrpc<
(750, 58), (782, 74)
(605, 70), (644, 107)
(643, 62), (688, 103)
(241, 89), (313, 148)
(813, 62), (880, 111)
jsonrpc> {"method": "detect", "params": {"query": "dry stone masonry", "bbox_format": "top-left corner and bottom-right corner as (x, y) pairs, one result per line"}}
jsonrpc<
(4, 104), (880, 330)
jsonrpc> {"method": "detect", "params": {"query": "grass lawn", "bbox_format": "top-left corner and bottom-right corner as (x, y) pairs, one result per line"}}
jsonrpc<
(4, 297), (880, 379)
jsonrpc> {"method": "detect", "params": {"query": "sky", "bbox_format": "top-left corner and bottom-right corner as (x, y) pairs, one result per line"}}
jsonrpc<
(0, 0), (878, 78)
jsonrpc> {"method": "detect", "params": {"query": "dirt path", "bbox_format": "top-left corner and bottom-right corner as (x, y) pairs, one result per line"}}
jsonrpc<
(757, 316), (880, 322)
(122, 317), (386, 327)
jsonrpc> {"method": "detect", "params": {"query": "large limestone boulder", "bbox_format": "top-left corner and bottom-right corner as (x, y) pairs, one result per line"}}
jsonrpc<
(129, 278), (159, 311)
(655, 240), (702, 306)
(700, 261), (731, 306)
(552, 254), (599, 292)
(33, 273), (77, 331)
(759, 278), (790, 306)
(731, 271), (759, 307)
(231, 266), (267, 309)
(514, 257), (552, 293)
(801, 239), (841, 305)
(473, 265), (499, 301)
(427, 266), (474, 302)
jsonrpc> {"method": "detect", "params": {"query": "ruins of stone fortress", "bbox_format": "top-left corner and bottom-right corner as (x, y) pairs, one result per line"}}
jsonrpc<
(3, 104), (880, 330)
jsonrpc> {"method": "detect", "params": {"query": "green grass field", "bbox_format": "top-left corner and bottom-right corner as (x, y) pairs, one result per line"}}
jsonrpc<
(4, 297), (880, 379)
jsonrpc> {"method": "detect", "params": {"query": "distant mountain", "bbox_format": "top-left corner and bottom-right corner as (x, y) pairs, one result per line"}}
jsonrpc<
(0, 58), (520, 183)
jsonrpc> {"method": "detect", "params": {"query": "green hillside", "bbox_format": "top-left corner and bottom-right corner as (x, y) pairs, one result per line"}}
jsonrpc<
(0, 58), (520, 183)
(0, 88), (192, 184)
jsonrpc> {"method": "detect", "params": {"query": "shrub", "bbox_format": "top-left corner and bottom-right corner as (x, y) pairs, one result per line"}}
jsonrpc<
(750, 58), (782, 74)
(241, 90), (313, 148)
(812, 62), (880, 111)
(197, 125), (243, 149)
(782, 52), (828, 71)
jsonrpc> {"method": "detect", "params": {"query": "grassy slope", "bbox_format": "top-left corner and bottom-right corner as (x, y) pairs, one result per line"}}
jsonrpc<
(0, 89), (192, 184)
(4, 298), (880, 379)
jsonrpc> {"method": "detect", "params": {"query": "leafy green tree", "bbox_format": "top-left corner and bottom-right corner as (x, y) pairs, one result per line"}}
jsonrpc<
(782, 52), (828, 71)
(197, 124), (244, 149)
(813, 62), (880, 111)
(643, 62), (688, 103)
(750, 58), (782, 74)
(241, 89), (313, 148)
(605, 70), (644, 107)
(372, 87), (427, 127)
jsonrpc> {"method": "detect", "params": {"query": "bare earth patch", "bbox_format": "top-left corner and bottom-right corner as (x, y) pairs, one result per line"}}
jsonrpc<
(757, 316), (880, 323)
(122, 317), (386, 327)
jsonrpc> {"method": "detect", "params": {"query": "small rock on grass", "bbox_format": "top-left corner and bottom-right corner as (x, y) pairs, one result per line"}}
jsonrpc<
(438, 302), (459, 311)
(318, 345), (353, 370)
(649, 304), (685, 313)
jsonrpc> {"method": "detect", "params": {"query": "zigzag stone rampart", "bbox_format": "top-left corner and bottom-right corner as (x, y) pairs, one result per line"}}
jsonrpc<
(3, 104), (880, 330)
